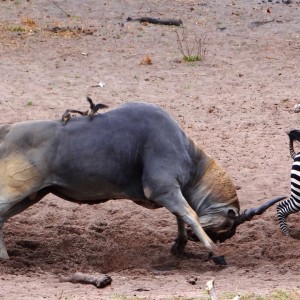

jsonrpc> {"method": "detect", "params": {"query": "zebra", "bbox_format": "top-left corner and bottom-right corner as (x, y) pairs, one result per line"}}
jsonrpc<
(276, 129), (300, 235)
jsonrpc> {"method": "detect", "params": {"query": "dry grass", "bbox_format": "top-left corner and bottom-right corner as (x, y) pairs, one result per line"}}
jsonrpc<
(21, 18), (37, 27)
(219, 289), (300, 300)
(176, 28), (207, 62)
(0, 17), (96, 47)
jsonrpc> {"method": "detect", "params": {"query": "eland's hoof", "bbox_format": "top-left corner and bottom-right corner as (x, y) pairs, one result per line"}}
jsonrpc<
(0, 249), (10, 260)
(170, 238), (187, 256)
(212, 255), (227, 266)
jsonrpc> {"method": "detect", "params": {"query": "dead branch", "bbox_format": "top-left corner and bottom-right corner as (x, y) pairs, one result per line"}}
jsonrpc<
(127, 17), (182, 26)
(60, 272), (112, 288)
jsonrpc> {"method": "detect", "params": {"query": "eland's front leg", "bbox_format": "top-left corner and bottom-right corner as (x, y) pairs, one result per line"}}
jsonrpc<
(171, 216), (188, 256)
(144, 184), (225, 265)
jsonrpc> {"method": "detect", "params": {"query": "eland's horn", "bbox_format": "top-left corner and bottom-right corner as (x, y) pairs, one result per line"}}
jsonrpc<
(234, 196), (286, 227)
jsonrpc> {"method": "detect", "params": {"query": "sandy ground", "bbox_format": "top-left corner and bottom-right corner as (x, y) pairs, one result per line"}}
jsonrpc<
(0, 0), (300, 299)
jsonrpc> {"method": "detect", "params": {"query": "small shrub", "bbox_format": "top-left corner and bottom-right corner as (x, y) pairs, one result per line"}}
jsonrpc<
(176, 28), (207, 62)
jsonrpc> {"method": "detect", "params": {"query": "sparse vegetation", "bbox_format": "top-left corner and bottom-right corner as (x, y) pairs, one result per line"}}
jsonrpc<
(1, 20), (92, 40)
(272, 289), (300, 300)
(109, 294), (147, 300)
(176, 28), (207, 62)
(107, 293), (300, 300)
(9, 25), (26, 32)
(5, 19), (37, 33)
(70, 15), (81, 21)
(218, 289), (300, 300)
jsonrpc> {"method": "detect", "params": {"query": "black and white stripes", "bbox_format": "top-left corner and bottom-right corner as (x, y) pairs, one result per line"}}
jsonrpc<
(277, 130), (300, 235)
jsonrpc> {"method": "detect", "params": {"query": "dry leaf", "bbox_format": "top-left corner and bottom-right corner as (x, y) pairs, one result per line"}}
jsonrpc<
(140, 55), (152, 65)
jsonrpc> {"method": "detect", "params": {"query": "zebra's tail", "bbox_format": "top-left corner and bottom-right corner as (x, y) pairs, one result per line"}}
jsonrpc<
(288, 129), (300, 142)
(287, 130), (300, 159)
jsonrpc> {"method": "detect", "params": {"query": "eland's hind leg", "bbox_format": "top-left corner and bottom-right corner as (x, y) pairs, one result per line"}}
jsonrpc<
(0, 189), (50, 259)
(0, 199), (37, 259)
(0, 225), (9, 259)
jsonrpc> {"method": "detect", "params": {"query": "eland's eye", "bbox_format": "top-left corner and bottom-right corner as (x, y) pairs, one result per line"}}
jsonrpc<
(221, 220), (232, 231)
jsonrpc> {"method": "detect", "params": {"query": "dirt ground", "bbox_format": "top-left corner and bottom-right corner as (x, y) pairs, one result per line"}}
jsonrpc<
(0, 0), (300, 299)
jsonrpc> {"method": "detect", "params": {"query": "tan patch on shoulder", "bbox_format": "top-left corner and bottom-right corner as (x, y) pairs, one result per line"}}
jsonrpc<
(203, 159), (238, 204)
(0, 154), (40, 201)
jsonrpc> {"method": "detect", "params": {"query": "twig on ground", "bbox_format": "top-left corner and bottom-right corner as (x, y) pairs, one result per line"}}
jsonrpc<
(51, 1), (71, 17)
(249, 19), (274, 28)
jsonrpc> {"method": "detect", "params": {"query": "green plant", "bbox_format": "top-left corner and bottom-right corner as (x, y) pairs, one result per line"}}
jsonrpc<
(176, 28), (207, 62)
(239, 294), (266, 300)
(70, 15), (81, 20)
(183, 55), (203, 62)
(9, 25), (26, 32)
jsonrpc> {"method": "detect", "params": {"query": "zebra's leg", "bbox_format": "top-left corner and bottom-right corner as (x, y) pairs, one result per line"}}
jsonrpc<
(276, 198), (300, 236)
(278, 150), (300, 235)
